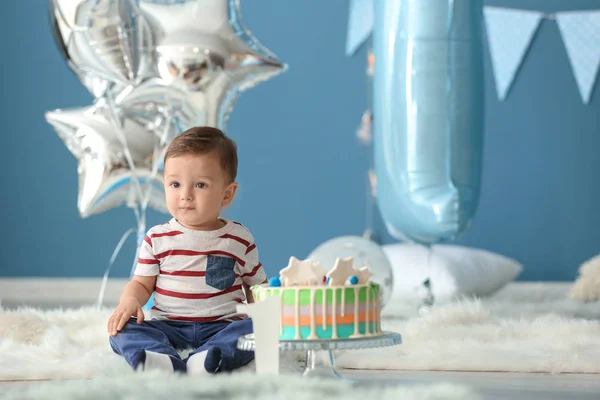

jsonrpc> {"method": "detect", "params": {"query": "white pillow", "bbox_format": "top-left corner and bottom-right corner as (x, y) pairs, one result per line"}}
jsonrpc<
(382, 243), (522, 302)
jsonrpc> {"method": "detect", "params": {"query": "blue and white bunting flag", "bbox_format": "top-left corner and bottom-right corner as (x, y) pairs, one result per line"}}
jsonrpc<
(483, 6), (544, 101)
(345, 0), (373, 56)
(556, 11), (600, 103)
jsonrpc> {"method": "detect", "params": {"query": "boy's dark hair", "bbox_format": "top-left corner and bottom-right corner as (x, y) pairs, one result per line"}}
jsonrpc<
(164, 126), (238, 182)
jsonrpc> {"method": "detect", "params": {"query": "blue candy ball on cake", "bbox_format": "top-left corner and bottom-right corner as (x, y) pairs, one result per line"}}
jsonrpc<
(268, 276), (281, 287)
(349, 275), (359, 285)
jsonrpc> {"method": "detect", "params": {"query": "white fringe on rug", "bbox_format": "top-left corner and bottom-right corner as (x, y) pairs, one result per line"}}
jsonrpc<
(2, 371), (478, 400)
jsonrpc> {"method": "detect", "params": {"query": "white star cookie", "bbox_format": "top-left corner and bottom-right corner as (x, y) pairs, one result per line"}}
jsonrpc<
(279, 256), (324, 286)
(307, 261), (325, 285)
(354, 266), (373, 284)
(326, 257), (356, 285)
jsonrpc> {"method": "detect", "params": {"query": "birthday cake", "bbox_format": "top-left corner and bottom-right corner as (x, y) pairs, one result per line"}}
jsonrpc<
(251, 256), (382, 340)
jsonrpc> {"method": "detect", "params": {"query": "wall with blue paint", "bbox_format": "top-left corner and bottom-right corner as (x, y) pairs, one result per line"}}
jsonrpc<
(0, 0), (598, 281)
(430, 0), (600, 281)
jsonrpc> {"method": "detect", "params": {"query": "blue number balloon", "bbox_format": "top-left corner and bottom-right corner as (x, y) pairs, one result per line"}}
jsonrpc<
(373, 0), (485, 244)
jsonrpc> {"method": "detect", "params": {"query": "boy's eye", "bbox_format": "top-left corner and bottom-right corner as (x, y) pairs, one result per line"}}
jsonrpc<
(170, 182), (180, 188)
(195, 182), (206, 189)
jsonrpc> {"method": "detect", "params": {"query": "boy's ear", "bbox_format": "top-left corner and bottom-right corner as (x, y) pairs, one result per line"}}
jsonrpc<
(222, 182), (238, 207)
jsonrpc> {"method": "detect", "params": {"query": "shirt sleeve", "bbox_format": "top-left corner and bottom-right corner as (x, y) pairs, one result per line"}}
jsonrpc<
(133, 233), (160, 276)
(240, 241), (267, 287)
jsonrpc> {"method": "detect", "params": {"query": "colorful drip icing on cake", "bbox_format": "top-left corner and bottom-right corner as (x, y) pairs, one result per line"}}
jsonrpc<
(251, 256), (382, 340)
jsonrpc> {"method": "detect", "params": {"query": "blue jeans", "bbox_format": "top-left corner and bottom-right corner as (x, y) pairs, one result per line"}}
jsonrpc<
(109, 318), (254, 373)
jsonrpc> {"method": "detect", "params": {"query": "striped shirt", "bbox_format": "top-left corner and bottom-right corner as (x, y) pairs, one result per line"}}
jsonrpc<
(134, 218), (266, 322)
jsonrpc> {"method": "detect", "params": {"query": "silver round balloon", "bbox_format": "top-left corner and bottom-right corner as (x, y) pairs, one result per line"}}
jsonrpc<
(138, 0), (287, 129)
(45, 102), (168, 218)
(48, 0), (154, 95)
(49, 0), (110, 97)
(308, 236), (394, 309)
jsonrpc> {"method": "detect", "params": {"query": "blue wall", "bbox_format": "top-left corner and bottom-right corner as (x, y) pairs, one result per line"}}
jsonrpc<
(0, 0), (599, 281)
(440, 0), (600, 280)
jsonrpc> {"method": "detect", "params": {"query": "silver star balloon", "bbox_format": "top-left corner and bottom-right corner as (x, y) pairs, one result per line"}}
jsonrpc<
(45, 102), (170, 218)
(129, 0), (287, 129)
(46, 0), (287, 218)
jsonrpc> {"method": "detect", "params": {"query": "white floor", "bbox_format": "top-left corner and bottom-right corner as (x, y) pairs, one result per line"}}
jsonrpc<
(345, 370), (600, 399)
(3, 370), (600, 399)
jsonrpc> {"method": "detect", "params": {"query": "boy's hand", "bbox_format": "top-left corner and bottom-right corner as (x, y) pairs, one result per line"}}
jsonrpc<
(108, 296), (144, 336)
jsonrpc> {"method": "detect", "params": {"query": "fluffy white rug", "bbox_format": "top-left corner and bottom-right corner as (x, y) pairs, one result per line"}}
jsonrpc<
(0, 305), (307, 381)
(570, 254), (600, 302)
(1, 283), (599, 381)
(2, 371), (477, 400)
(336, 282), (600, 373)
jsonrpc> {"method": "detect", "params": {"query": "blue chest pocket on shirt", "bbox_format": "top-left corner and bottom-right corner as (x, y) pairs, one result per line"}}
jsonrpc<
(205, 255), (237, 290)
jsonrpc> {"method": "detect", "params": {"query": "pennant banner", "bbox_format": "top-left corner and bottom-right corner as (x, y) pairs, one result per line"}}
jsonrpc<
(346, 0), (373, 56)
(344, 4), (600, 104)
(556, 11), (600, 103)
(483, 7), (543, 101)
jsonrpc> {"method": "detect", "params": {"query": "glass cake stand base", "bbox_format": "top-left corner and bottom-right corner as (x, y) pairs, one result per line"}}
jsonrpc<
(237, 332), (402, 379)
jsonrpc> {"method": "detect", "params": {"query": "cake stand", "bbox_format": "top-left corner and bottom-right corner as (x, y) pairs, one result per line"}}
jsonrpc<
(237, 332), (402, 379)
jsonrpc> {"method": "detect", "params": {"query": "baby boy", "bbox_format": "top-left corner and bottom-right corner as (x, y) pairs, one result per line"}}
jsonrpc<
(108, 126), (267, 375)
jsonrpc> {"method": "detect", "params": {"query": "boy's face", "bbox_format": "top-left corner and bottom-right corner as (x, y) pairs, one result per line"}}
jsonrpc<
(163, 152), (237, 230)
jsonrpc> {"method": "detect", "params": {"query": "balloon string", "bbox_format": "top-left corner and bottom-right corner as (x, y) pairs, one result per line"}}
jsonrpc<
(136, 99), (174, 277)
(96, 227), (136, 309)
(90, 2), (169, 307)
(104, 87), (147, 209)
(95, 40), (173, 309)
(138, 91), (175, 232)
(96, 211), (147, 308)
(96, 85), (156, 307)
(95, 89), (146, 308)
(140, 110), (172, 214)
(132, 128), (168, 277)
